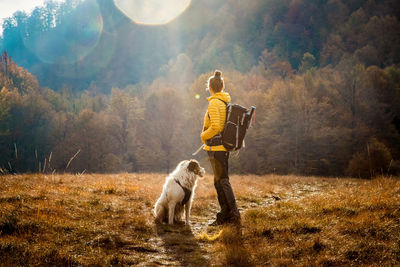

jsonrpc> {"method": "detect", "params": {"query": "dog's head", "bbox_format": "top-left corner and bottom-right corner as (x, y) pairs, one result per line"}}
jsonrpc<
(187, 159), (205, 177)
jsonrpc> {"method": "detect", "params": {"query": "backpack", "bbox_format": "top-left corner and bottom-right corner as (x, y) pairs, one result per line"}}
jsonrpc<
(206, 99), (256, 151)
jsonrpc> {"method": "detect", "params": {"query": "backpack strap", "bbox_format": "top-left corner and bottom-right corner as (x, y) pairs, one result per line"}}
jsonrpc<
(217, 98), (227, 105)
(207, 98), (227, 119)
(206, 98), (229, 147)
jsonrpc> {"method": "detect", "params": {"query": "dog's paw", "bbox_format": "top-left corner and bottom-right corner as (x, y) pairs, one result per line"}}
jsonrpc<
(174, 220), (185, 225)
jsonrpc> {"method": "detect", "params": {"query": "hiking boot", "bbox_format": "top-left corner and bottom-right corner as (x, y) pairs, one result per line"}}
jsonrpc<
(208, 212), (229, 226)
(226, 216), (241, 226)
(208, 219), (224, 226)
(216, 211), (230, 222)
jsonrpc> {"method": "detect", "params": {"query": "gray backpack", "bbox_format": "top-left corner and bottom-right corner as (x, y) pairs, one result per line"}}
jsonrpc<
(206, 100), (256, 151)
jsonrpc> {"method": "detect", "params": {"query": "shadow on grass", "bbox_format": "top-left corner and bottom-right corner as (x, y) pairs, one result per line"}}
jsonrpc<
(156, 223), (209, 267)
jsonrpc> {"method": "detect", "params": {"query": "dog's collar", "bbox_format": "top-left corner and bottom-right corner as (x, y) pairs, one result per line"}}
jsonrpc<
(174, 179), (192, 206)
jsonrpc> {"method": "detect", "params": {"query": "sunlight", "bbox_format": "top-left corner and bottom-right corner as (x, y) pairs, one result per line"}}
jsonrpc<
(113, 0), (191, 25)
(0, 0), (67, 34)
(23, 0), (103, 66)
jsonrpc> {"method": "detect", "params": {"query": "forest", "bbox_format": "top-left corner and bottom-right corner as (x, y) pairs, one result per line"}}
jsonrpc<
(1, 0), (400, 177)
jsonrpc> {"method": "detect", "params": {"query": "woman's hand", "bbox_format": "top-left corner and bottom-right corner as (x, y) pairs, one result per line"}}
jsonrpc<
(201, 133), (206, 144)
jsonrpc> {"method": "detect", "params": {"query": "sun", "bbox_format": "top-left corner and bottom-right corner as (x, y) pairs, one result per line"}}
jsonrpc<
(113, 0), (191, 25)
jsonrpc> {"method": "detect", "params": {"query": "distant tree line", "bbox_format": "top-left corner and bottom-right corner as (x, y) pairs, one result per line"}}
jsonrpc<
(1, 0), (400, 177)
(1, 51), (400, 177)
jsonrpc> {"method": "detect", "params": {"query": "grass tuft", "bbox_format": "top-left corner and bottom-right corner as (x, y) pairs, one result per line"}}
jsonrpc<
(220, 225), (252, 266)
(104, 187), (117, 194)
(0, 212), (19, 235)
(197, 229), (223, 242)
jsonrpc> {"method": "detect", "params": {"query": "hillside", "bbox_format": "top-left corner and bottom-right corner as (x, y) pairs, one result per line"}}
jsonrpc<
(0, 173), (399, 265)
(1, 0), (400, 176)
(1, 0), (400, 91)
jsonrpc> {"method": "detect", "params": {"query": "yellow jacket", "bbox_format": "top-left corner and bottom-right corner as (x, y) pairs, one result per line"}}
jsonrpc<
(201, 92), (231, 151)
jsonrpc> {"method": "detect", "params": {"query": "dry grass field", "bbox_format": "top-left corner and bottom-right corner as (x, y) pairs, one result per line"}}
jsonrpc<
(0, 173), (399, 266)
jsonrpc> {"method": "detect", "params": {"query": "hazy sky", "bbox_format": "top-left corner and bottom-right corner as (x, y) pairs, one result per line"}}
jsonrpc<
(0, 0), (65, 34)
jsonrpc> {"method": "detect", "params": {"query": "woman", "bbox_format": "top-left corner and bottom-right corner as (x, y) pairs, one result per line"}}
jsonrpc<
(201, 70), (241, 225)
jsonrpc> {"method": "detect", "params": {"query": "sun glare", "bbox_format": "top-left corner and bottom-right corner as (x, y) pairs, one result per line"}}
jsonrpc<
(113, 0), (191, 25)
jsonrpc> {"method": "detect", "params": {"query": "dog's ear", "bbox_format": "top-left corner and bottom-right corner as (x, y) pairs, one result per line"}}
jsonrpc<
(187, 160), (199, 173)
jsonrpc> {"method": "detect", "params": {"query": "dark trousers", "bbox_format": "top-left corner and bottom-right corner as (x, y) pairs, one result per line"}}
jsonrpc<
(207, 151), (240, 220)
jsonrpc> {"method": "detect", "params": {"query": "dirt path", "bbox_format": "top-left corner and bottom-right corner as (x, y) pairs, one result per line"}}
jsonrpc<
(126, 209), (218, 266)
(126, 181), (329, 266)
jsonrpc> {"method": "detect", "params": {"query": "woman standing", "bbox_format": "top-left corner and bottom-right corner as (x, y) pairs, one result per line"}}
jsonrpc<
(201, 70), (241, 226)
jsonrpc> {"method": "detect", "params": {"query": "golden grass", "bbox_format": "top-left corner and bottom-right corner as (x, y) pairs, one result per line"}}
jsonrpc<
(0, 173), (399, 266)
(0, 173), (159, 265)
(197, 229), (223, 242)
(241, 177), (400, 266)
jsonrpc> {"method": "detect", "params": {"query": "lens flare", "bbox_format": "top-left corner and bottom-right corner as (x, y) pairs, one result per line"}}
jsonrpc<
(53, 31), (117, 79)
(195, 94), (200, 99)
(113, 0), (191, 25)
(23, 0), (103, 65)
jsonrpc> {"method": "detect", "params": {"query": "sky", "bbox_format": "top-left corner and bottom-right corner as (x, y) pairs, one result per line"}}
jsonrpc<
(0, 0), (65, 34)
(0, 0), (190, 34)
(114, 0), (191, 25)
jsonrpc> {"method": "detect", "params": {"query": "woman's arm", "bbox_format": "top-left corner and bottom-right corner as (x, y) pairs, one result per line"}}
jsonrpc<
(201, 99), (221, 142)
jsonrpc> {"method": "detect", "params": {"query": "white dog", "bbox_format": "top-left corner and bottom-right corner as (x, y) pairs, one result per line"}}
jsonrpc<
(154, 159), (205, 225)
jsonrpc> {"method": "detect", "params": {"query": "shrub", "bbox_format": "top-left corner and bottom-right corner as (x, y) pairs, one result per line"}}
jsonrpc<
(388, 160), (400, 176)
(346, 138), (392, 178)
(0, 212), (18, 235)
